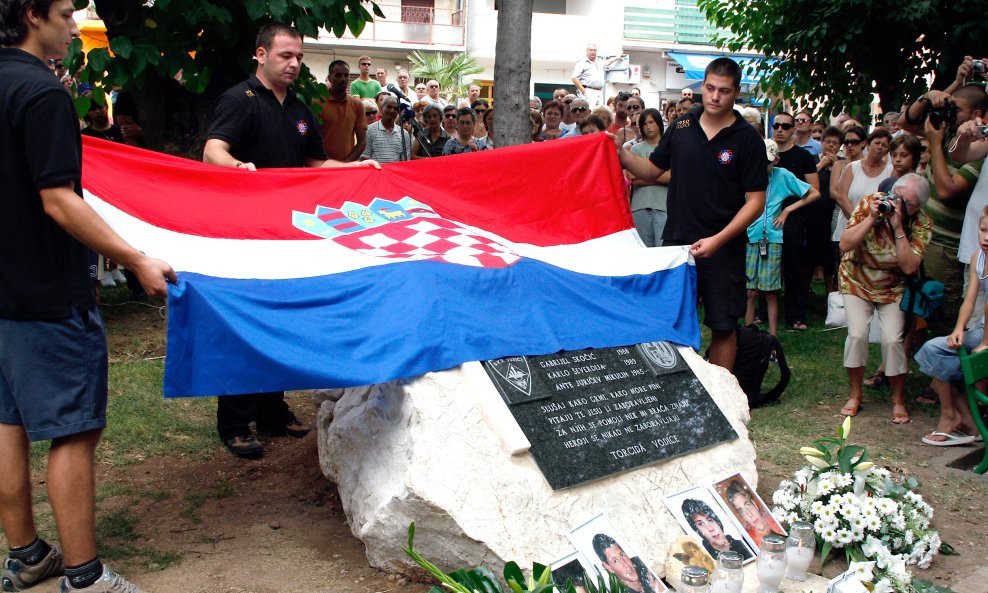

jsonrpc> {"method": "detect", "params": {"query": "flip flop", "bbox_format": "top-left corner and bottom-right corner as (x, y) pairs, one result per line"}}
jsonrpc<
(922, 431), (975, 446)
(952, 430), (984, 443)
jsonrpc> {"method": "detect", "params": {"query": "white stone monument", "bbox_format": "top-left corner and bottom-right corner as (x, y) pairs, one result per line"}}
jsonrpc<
(317, 347), (757, 576)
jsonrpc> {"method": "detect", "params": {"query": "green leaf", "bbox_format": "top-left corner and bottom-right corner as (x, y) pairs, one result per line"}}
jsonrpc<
(243, 0), (267, 20)
(86, 47), (111, 75)
(820, 541), (832, 566)
(110, 37), (133, 59)
(372, 2), (385, 18)
(268, 0), (288, 17)
(74, 95), (92, 120)
(503, 561), (525, 586)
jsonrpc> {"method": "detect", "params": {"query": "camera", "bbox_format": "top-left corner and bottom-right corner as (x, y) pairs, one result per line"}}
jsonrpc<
(398, 103), (423, 136)
(928, 102), (958, 128)
(876, 192), (902, 216)
(973, 61), (987, 75)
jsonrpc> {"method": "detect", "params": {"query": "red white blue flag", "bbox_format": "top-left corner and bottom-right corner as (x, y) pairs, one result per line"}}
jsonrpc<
(81, 134), (698, 397)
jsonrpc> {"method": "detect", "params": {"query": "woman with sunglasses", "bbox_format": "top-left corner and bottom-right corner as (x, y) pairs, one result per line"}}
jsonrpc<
(838, 174), (932, 423)
(540, 100), (565, 141)
(833, 128), (893, 243)
(626, 108), (669, 247)
(411, 105), (449, 159)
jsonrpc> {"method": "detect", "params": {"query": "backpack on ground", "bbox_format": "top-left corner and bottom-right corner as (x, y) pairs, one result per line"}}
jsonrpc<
(732, 324), (790, 408)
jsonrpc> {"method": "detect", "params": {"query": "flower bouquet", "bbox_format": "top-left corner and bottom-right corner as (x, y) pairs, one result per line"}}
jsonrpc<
(771, 417), (949, 593)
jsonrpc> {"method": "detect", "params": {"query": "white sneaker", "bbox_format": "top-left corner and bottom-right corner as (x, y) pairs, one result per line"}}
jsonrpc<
(59, 565), (147, 593)
(99, 274), (116, 288)
(109, 269), (127, 284)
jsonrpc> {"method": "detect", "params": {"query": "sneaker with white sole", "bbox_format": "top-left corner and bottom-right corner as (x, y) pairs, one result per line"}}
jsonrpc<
(2, 545), (64, 591)
(59, 566), (146, 593)
(109, 269), (127, 284)
(99, 274), (116, 288)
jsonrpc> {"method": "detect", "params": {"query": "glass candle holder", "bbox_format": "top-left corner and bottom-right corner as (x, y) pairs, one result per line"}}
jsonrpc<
(680, 565), (710, 593)
(709, 550), (744, 593)
(784, 521), (816, 581)
(756, 534), (787, 593)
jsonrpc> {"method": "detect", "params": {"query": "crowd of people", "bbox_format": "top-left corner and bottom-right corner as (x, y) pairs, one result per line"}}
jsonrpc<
(3, 0), (988, 588)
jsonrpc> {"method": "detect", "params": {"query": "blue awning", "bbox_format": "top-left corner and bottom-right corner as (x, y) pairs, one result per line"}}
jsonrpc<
(666, 51), (774, 86)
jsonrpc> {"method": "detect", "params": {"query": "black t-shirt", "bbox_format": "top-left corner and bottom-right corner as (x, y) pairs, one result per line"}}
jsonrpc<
(81, 125), (124, 143)
(776, 145), (817, 182)
(207, 75), (327, 168)
(0, 48), (95, 320)
(651, 106), (768, 245)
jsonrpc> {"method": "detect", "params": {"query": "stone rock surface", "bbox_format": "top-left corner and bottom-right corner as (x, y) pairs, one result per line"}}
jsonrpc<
(318, 348), (757, 576)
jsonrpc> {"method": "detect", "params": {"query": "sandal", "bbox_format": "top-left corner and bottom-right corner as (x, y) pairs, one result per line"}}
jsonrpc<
(863, 371), (888, 389)
(840, 398), (863, 417)
(791, 322), (808, 331)
(891, 404), (911, 424)
(915, 385), (937, 405)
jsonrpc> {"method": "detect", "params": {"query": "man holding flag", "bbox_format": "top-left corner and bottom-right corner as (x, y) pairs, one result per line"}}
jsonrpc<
(613, 57), (767, 372)
(203, 23), (378, 458)
(0, 1), (174, 591)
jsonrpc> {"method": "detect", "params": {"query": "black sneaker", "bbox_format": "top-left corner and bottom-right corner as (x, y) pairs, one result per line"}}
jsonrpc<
(223, 435), (264, 459)
(257, 421), (311, 439)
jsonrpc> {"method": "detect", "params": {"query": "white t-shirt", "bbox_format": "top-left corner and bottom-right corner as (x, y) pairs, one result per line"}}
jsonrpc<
(959, 172), (988, 264)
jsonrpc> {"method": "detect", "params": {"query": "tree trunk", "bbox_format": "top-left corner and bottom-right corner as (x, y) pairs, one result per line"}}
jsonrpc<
(492, 0), (532, 148)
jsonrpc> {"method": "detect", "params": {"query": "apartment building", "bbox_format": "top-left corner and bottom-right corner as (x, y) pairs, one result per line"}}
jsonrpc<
(301, 0), (765, 107)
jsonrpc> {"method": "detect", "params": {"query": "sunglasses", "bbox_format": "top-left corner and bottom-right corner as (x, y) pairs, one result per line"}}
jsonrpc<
(365, 111), (377, 116)
(571, 107), (589, 114)
(475, 109), (487, 114)
(772, 122), (793, 130)
(444, 114), (457, 119)
(628, 105), (642, 111)
(359, 63), (371, 67)
(564, 99), (573, 104)
(845, 138), (863, 145)
(428, 85), (439, 89)
(794, 118), (811, 123)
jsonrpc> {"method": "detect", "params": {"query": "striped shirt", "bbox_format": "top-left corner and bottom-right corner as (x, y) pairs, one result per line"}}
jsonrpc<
(922, 133), (984, 250)
(361, 121), (411, 163)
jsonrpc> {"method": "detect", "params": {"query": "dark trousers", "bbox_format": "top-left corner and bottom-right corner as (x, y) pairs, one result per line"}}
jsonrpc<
(216, 391), (293, 441)
(782, 212), (811, 324)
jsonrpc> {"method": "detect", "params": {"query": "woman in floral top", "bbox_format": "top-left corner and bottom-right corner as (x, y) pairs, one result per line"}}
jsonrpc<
(838, 174), (933, 424)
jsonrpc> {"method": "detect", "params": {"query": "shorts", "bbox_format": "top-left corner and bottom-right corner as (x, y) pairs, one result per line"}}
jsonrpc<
(0, 305), (108, 441)
(693, 242), (746, 331)
(745, 242), (782, 291)
(915, 323), (985, 384)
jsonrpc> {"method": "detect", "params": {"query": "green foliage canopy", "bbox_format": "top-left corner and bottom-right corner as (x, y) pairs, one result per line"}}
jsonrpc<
(697, 0), (983, 116)
(68, 0), (383, 121)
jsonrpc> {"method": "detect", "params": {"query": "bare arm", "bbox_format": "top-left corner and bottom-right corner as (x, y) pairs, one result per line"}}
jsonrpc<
(614, 139), (666, 183)
(774, 187), (821, 228)
(838, 201), (874, 253)
(830, 160), (845, 203)
(203, 138), (256, 171)
(950, 119), (988, 163)
(836, 163), (854, 216)
(347, 127), (367, 162)
(690, 190), (766, 258)
(40, 184), (175, 297)
(947, 252), (984, 347)
(925, 119), (973, 202)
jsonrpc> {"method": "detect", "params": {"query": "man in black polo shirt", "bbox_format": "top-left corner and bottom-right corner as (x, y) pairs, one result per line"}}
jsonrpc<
(615, 58), (767, 371)
(771, 112), (820, 330)
(203, 23), (377, 459)
(0, 1), (174, 591)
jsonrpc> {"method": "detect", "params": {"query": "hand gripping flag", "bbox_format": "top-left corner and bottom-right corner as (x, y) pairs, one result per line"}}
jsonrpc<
(81, 134), (699, 397)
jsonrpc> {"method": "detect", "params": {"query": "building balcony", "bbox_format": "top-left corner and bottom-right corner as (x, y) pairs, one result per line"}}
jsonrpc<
(311, 3), (466, 51)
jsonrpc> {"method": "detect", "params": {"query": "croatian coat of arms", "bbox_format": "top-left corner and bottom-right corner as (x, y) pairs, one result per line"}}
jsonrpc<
(292, 197), (519, 268)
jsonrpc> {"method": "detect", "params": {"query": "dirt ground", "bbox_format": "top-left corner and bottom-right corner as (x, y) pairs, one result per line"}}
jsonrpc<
(15, 298), (988, 592)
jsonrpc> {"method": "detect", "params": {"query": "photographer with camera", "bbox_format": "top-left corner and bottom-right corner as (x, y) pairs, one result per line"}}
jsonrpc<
(837, 175), (933, 424)
(900, 63), (987, 334)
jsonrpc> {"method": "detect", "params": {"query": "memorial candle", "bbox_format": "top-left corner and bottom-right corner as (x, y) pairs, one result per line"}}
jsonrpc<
(784, 521), (816, 581)
(756, 534), (786, 593)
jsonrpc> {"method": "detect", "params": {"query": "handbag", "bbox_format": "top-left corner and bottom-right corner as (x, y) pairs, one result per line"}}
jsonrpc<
(900, 265), (944, 319)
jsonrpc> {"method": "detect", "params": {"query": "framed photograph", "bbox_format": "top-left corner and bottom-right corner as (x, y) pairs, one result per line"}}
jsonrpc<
(550, 551), (594, 593)
(568, 513), (669, 593)
(663, 485), (756, 564)
(710, 472), (787, 552)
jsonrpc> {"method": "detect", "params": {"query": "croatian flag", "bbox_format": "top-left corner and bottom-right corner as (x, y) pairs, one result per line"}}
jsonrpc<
(81, 134), (698, 397)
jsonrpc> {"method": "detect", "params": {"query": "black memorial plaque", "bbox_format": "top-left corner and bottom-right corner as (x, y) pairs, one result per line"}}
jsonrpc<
(483, 342), (738, 490)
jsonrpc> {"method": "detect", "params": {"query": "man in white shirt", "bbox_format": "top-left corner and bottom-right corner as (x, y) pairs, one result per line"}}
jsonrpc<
(571, 43), (620, 108)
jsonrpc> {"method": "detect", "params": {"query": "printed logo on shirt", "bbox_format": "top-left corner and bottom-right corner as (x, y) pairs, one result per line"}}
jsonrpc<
(245, 90), (255, 98)
(676, 119), (690, 129)
(717, 149), (734, 165)
(296, 120), (309, 135)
